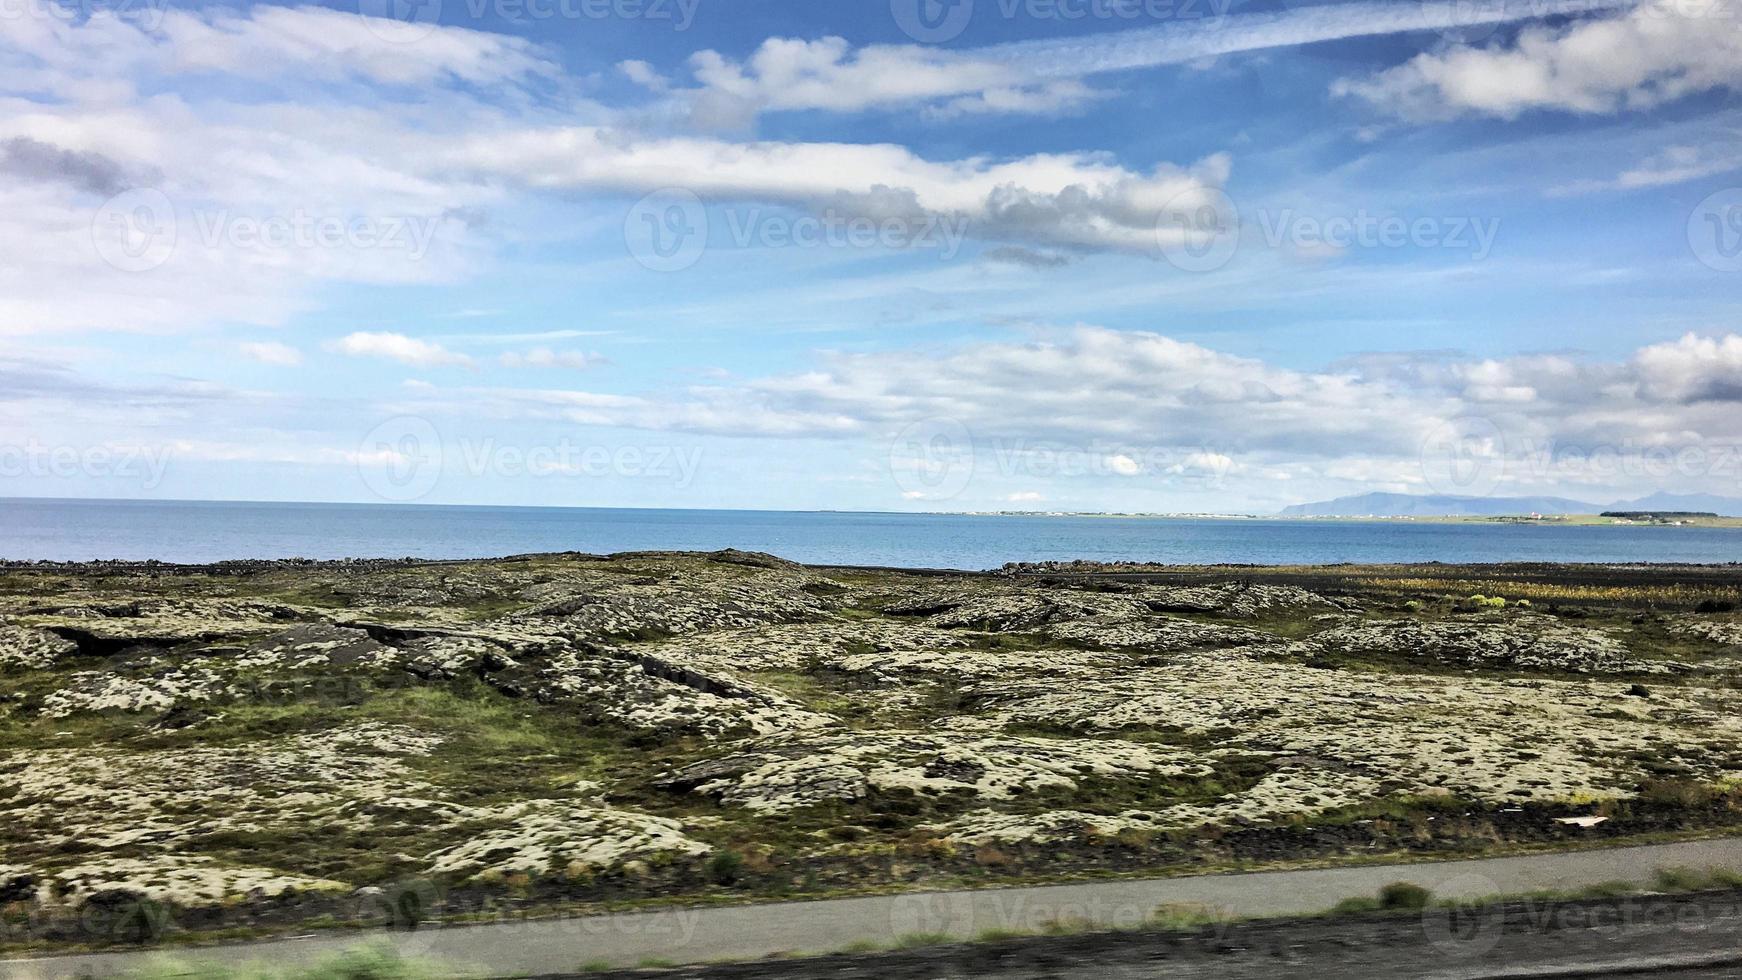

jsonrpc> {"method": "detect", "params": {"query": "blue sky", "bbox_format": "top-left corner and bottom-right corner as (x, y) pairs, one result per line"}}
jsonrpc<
(2, 0), (1741, 513)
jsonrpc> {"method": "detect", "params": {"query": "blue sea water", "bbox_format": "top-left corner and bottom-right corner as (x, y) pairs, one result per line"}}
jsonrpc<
(2, 497), (1739, 569)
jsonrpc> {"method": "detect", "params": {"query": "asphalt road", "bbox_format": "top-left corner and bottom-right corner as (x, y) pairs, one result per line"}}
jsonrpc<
(7, 837), (1742, 979)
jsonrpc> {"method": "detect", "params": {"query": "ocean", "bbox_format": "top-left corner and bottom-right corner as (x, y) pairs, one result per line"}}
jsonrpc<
(1, 497), (1738, 569)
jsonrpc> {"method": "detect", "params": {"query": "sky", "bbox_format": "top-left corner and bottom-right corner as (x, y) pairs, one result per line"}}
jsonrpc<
(2, 0), (1741, 514)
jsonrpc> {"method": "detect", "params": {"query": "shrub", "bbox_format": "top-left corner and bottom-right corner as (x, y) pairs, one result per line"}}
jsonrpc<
(706, 849), (745, 886)
(1638, 778), (1718, 808)
(1330, 896), (1381, 915)
(1378, 881), (1433, 909)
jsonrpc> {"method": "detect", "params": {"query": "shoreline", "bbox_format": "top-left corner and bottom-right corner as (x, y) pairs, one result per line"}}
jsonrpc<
(3, 553), (1742, 577)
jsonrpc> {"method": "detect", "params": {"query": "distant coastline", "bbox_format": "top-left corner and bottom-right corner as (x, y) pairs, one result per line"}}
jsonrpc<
(956, 510), (1742, 528)
(8, 497), (1742, 567)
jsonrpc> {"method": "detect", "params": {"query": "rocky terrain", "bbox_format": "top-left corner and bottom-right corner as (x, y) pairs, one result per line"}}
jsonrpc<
(2, 552), (1741, 949)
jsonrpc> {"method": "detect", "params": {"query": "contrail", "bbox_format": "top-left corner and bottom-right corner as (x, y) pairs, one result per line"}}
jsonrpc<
(977, 0), (1642, 78)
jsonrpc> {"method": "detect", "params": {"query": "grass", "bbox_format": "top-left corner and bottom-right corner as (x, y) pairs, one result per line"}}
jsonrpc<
(892, 931), (954, 949)
(13, 553), (1742, 958)
(1350, 576), (1742, 609)
(126, 946), (434, 979)
(1654, 866), (1742, 891)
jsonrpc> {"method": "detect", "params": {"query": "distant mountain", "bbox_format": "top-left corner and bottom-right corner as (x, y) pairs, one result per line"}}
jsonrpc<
(1279, 491), (1742, 518)
(1609, 492), (1742, 515)
(1278, 492), (1598, 518)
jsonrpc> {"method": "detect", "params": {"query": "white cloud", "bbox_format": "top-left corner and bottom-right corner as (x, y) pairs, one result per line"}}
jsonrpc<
(981, 0), (1636, 79)
(923, 80), (1102, 120)
(457, 128), (1232, 254)
(388, 327), (1742, 506)
(639, 0), (1640, 124)
(1335, 4), (1742, 119)
(331, 331), (474, 368)
(238, 341), (302, 366)
(498, 348), (602, 370)
(668, 36), (1092, 123)
(0, 1), (525, 337)
(1633, 333), (1742, 403)
(1006, 491), (1046, 502)
(1550, 142), (1742, 195)
(59, 2), (557, 87)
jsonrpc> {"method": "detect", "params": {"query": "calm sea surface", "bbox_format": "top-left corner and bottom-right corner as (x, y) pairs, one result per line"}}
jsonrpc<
(1, 498), (1738, 569)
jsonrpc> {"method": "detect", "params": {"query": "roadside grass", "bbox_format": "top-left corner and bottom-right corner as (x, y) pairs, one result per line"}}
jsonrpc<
(124, 946), (434, 979)
(892, 931), (953, 948)
(1655, 866), (1742, 891)
(130, 867), (1742, 978)
(812, 866), (1742, 962)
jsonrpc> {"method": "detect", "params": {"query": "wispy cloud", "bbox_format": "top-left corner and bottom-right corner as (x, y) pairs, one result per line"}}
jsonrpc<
(330, 332), (474, 368)
(645, 0), (1645, 124)
(994, 0), (1641, 79)
(498, 348), (604, 370)
(238, 341), (303, 367)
